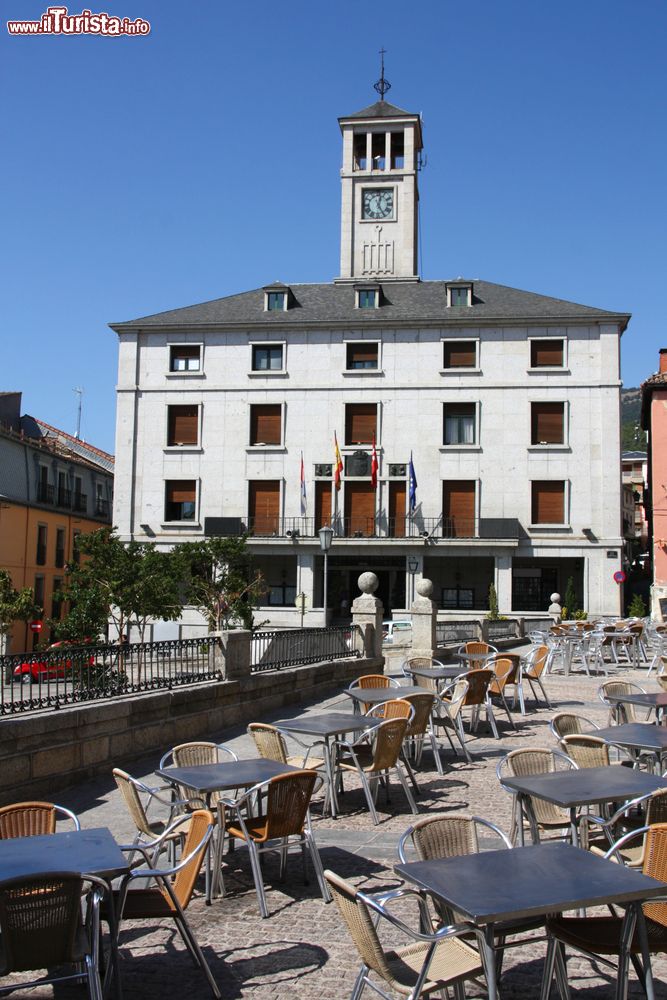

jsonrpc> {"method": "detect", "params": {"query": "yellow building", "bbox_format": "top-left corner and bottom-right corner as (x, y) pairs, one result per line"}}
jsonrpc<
(0, 393), (114, 653)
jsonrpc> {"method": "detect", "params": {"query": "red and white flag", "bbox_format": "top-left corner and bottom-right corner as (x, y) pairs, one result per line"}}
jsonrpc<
(371, 433), (378, 488)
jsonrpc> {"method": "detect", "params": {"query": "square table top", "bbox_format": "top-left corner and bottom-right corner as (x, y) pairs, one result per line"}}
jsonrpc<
(156, 758), (300, 794)
(344, 685), (426, 704)
(0, 827), (129, 883)
(501, 765), (666, 808)
(606, 691), (667, 708)
(395, 842), (667, 924)
(593, 723), (667, 752)
(274, 712), (379, 738)
(407, 666), (462, 681)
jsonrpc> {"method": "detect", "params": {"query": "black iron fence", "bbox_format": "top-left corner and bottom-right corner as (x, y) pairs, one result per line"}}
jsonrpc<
(0, 638), (219, 715)
(251, 625), (362, 672)
(244, 516), (520, 540)
(435, 621), (481, 646)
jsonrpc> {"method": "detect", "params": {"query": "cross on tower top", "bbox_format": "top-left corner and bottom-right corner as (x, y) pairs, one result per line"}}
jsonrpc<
(373, 48), (391, 100)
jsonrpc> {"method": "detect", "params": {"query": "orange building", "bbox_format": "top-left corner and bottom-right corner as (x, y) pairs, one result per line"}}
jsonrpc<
(0, 393), (114, 652)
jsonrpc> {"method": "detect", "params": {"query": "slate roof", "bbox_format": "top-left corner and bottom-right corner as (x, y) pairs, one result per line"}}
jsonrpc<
(339, 100), (417, 120)
(110, 279), (630, 332)
(30, 418), (115, 472)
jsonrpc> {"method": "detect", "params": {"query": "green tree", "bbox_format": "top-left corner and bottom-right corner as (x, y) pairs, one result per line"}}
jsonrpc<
(628, 593), (647, 617)
(0, 570), (39, 652)
(175, 536), (266, 632)
(563, 576), (579, 619)
(486, 582), (500, 621)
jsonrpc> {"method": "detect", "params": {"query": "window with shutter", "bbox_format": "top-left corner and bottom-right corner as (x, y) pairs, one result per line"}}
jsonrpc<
(531, 403), (565, 445)
(315, 482), (332, 531)
(530, 339), (564, 368)
(346, 343), (378, 369)
(344, 482), (376, 536)
(443, 481), (476, 537)
(531, 481), (566, 524)
(249, 481), (280, 535)
(389, 481), (406, 537)
(443, 403), (476, 445)
(164, 480), (196, 521)
(167, 405), (199, 446)
(443, 341), (476, 368)
(250, 405), (282, 446)
(345, 404), (377, 445)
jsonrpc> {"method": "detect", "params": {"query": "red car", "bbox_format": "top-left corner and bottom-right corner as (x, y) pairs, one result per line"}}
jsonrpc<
(14, 640), (95, 684)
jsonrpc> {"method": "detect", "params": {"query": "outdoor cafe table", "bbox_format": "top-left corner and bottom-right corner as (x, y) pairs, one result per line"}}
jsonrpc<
(405, 664), (462, 688)
(457, 650), (494, 669)
(606, 690), (667, 724)
(274, 712), (379, 818)
(591, 723), (667, 773)
(0, 827), (130, 997)
(344, 684), (425, 713)
(156, 758), (301, 902)
(500, 765), (667, 846)
(395, 842), (667, 1000)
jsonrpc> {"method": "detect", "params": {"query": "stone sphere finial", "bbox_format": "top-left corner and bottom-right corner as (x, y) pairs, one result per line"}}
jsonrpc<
(357, 572), (379, 594)
(416, 578), (433, 598)
(550, 593), (561, 604)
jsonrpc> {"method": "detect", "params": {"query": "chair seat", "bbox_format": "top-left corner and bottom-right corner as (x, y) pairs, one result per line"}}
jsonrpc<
(547, 915), (667, 954)
(0, 924), (89, 974)
(286, 754), (326, 770)
(338, 747), (377, 772)
(385, 937), (482, 994)
(226, 815), (304, 844)
(109, 887), (178, 919)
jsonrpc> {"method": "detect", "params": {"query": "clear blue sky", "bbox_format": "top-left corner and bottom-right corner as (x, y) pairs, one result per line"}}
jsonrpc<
(2, 0), (665, 453)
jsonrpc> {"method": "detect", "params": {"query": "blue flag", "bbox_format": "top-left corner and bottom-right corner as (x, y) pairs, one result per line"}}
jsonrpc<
(408, 453), (417, 511)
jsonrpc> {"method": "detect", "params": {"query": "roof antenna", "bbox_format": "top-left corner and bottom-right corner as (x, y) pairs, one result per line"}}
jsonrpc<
(373, 48), (391, 101)
(73, 386), (84, 439)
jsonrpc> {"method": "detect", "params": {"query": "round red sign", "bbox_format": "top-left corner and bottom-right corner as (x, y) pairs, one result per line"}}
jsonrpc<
(613, 571), (626, 584)
(29, 620), (42, 632)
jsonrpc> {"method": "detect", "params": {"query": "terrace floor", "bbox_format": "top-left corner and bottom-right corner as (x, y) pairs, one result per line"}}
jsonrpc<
(11, 654), (667, 998)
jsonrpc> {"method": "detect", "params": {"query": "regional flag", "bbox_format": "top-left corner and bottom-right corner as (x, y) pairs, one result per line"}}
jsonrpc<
(334, 432), (343, 491)
(300, 452), (307, 515)
(408, 452), (418, 511)
(371, 433), (378, 489)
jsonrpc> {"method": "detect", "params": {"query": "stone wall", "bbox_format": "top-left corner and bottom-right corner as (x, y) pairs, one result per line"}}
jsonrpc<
(0, 655), (380, 806)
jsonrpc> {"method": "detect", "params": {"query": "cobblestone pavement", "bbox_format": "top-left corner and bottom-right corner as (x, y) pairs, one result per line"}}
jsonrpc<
(10, 656), (667, 998)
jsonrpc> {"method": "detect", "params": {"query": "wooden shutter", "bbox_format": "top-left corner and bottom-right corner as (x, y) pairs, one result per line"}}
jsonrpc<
(345, 404), (377, 445)
(531, 340), (563, 367)
(344, 482), (376, 536)
(315, 482), (332, 531)
(532, 482), (565, 524)
(389, 481), (406, 537)
(443, 341), (475, 368)
(531, 403), (564, 444)
(166, 481), (195, 504)
(168, 405), (199, 446)
(347, 343), (378, 368)
(443, 481), (475, 537)
(251, 405), (282, 445)
(249, 481), (280, 534)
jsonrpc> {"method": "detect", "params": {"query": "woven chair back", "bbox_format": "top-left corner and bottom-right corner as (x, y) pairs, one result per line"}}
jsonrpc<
(443, 678), (469, 720)
(0, 873), (83, 972)
(462, 669), (493, 706)
(169, 809), (214, 909)
(559, 734), (609, 769)
(462, 641), (491, 655)
(642, 823), (667, 927)
(404, 693), (436, 737)
(324, 870), (394, 983)
(0, 802), (56, 839)
(524, 645), (549, 679)
(505, 749), (569, 826)
(172, 742), (218, 768)
(248, 723), (288, 764)
(264, 771), (318, 840)
(370, 698), (413, 722)
(356, 674), (391, 690)
(405, 657), (437, 672)
(550, 713), (588, 739)
(488, 658), (514, 695)
(113, 768), (154, 838)
(371, 717), (410, 770)
(411, 814), (478, 860)
(646, 790), (667, 827)
(599, 680), (645, 723)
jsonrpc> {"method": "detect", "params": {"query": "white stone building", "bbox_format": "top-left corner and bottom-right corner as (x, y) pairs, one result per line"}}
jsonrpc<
(111, 93), (630, 630)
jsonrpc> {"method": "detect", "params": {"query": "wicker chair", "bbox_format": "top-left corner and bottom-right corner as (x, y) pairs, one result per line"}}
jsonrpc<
(598, 680), (649, 725)
(581, 788), (667, 866)
(459, 668), (499, 739)
(402, 692), (444, 776)
(0, 871), (107, 1000)
(159, 741), (238, 810)
(110, 809), (220, 998)
(519, 644), (552, 710)
(324, 868), (485, 1000)
(549, 712), (600, 741)
(349, 673), (399, 714)
(431, 677), (471, 761)
(559, 733), (612, 769)
(0, 801), (80, 838)
(366, 697), (428, 794)
(402, 656), (445, 684)
(457, 641), (497, 657)
(113, 768), (190, 863)
(334, 716), (419, 825)
(542, 823), (667, 999)
(221, 770), (330, 918)
(247, 722), (325, 771)
(497, 748), (576, 845)
(487, 657), (518, 730)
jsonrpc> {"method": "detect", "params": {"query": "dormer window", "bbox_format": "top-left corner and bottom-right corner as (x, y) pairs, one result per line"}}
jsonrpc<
(447, 284), (472, 308)
(356, 286), (380, 309)
(266, 291), (286, 311)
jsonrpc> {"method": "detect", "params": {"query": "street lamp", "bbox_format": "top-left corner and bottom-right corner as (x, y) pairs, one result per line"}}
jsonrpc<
(407, 556), (419, 604)
(319, 525), (334, 624)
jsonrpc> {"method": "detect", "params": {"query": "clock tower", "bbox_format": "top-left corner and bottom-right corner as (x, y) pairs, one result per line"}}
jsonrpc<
(337, 80), (422, 282)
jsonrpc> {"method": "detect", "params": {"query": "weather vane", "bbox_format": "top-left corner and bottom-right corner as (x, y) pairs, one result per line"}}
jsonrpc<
(373, 48), (391, 100)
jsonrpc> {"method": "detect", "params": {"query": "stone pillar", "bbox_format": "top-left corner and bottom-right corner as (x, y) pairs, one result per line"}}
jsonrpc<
(351, 572), (384, 659)
(410, 578), (437, 660)
(548, 592), (562, 624)
(215, 630), (251, 681)
(495, 555), (512, 614)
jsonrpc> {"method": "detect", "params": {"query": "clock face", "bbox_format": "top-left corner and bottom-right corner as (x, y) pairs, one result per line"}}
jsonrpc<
(362, 188), (394, 220)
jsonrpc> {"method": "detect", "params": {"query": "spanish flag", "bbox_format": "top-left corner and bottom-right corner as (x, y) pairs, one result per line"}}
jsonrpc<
(334, 432), (343, 491)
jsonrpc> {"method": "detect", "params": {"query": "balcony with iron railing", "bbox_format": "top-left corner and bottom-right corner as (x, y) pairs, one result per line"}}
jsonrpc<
(244, 515), (520, 541)
(94, 497), (110, 518)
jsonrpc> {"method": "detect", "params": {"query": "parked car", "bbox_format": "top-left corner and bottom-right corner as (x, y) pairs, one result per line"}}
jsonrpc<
(14, 640), (95, 684)
(382, 620), (412, 644)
